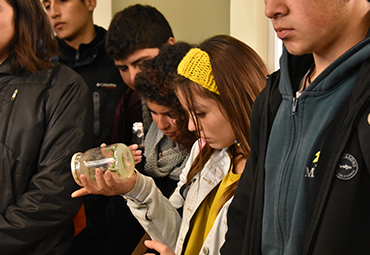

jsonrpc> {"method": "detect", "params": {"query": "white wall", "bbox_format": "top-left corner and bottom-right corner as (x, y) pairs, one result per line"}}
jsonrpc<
(230, 0), (267, 64)
(230, 0), (281, 71)
(111, 0), (230, 44)
(93, 0), (112, 30)
(267, 22), (283, 72)
(93, 0), (281, 71)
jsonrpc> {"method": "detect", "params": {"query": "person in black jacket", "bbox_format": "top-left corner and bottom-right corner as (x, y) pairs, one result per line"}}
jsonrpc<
(0, 0), (93, 254)
(222, 0), (370, 255)
(42, 0), (126, 147)
(41, 1), (127, 254)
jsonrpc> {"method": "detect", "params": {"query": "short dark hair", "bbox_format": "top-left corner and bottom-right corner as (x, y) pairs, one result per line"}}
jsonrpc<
(7, 0), (58, 74)
(106, 4), (174, 60)
(134, 42), (196, 152)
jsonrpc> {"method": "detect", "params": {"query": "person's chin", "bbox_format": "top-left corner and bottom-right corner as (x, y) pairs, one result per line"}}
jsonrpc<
(284, 41), (309, 56)
(206, 141), (222, 150)
(207, 139), (234, 150)
(164, 132), (176, 140)
(57, 32), (70, 41)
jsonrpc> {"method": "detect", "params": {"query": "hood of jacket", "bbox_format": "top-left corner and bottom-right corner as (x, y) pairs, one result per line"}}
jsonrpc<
(279, 35), (370, 97)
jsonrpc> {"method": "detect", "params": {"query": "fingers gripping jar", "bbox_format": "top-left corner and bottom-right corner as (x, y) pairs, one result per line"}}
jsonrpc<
(71, 143), (135, 186)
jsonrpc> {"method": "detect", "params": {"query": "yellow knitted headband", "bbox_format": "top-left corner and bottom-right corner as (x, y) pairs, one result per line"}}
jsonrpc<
(177, 48), (219, 95)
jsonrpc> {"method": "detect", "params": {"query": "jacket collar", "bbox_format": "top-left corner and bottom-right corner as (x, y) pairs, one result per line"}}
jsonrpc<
(57, 25), (106, 67)
(0, 58), (12, 75)
(280, 27), (370, 97)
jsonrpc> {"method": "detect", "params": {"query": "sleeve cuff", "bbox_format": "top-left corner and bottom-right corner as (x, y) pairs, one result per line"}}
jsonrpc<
(123, 169), (154, 203)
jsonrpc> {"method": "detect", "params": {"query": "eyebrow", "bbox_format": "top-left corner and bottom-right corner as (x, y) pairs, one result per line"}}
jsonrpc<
(192, 103), (207, 111)
(148, 106), (172, 116)
(133, 56), (147, 65)
(115, 55), (150, 69)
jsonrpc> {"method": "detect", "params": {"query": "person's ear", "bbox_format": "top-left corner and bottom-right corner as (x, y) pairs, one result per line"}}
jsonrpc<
(166, 37), (176, 45)
(86, 0), (97, 12)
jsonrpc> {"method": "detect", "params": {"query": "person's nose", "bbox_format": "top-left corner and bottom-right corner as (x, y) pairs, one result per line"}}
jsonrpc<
(156, 115), (171, 131)
(129, 67), (140, 88)
(265, 0), (287, 19)
(188, 115), (196, 132)
(48, 2), (60, 19)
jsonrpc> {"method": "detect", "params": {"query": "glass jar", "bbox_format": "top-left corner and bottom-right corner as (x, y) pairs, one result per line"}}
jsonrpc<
(71, 143), (135, 186)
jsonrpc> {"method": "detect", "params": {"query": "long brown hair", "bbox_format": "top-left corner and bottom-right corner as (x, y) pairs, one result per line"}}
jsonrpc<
(7, 0), (58, 74)
(175, 35), (268, 210)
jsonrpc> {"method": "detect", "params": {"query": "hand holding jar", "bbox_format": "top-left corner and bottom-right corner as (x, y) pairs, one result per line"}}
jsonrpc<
(70, 143), (138, 198)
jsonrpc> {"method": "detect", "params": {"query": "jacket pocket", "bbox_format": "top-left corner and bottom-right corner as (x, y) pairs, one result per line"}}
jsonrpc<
(0, 144), (32, 211)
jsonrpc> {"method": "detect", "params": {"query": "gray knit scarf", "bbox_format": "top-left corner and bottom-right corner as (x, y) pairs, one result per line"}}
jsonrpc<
(143, 121), (188, 181)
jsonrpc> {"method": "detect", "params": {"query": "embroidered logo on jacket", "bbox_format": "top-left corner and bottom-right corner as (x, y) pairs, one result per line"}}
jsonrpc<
(305, 151), (321, 178)
(336, 153), (358, 180)
(96, 83), (117, 89)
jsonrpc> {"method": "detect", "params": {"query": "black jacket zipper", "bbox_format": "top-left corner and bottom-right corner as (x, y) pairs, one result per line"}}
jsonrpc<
(2, 88), (18, 143)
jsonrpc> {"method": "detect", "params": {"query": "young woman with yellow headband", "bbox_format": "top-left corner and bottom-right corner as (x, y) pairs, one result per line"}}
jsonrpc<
(72, 35), (268, 255)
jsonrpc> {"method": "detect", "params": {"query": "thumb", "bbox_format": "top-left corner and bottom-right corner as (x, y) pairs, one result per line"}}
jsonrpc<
(144, 240), (174, 255)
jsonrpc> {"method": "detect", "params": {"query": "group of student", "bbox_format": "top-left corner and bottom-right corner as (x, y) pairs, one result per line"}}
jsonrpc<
(1, 0), (370, 255)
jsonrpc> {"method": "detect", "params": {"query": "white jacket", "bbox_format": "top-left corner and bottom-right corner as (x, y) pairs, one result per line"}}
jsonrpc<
(123, 140), (233, 255)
